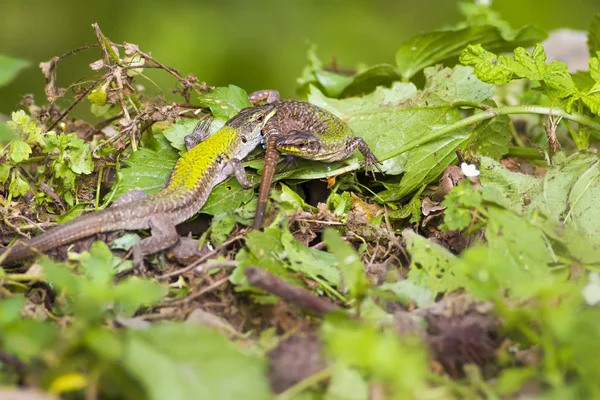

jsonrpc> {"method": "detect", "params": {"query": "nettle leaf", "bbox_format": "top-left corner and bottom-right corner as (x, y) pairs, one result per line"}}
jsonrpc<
(197, 85), (252, 119)
(396, 24), (545, 80)
(305, 65), (493, 201)
(0, 54), (29, 87)
(461, 44), (587, 112)
(468, 114), (511, 159)
(200, 177), (254, 216)
(123, 323), (270, 400)
(110, 134), (179, 199)
(339, 64), (402, 98)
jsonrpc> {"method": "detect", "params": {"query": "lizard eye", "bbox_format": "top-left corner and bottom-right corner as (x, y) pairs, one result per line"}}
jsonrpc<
(256, 114), (264, 122)
(240, 135), (248, 143)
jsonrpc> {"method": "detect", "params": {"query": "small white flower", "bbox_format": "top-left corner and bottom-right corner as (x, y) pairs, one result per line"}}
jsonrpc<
(583, 272), (600, 305)
(461, 162), (480, 178)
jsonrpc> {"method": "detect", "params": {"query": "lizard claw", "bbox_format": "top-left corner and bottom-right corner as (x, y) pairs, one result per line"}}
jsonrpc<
(364, 154), (384, 179)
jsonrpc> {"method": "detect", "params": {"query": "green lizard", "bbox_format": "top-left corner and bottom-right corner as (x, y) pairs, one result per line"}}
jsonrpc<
(0, 104), (276, 267)
(246, 90), (383, 229)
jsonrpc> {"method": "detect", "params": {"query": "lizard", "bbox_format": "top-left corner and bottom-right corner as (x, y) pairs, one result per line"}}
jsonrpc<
(0, 103), (277, 267)
(246, 89), (383, 229)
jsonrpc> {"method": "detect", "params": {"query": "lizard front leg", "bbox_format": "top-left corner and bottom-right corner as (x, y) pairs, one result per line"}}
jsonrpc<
(275, 131), (383, 178)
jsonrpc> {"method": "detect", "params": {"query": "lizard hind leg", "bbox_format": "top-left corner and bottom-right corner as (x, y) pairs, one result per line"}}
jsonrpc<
(131, 213), (180, 268)
(184, 115), (214, 151)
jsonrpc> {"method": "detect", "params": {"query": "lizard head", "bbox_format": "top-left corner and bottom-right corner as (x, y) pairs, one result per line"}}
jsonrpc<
(275, 132), (323, 157)
(226, 103), (277, 147)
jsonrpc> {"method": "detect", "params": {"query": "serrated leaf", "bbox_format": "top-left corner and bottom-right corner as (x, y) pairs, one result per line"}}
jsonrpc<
(469, 114), (511, 159)
(0, 54), (29, 87)
(197, 85), (252, 119)
(396, 24), (545, 80)
(124, 323), (270, 400)
(110, 134), (179, 199)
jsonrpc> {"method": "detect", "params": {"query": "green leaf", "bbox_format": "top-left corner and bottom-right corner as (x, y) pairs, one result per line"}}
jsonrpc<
(162, 118), (201, 153)
(200, 177), (254, 216)
(232, 224), (304, 297)
(339, 64), (402, 98)
(88, 88), (107, 106)
(323, 228), (368, 300)
(305, 65), (494, 201)
(441, 180), (483, 231)
(8, 172), (30, 197)
(0, 164), (11, 184)
(8, 140), (31, 163)
(469, 114), (511, 159)
(110, 134), (179, 199)
(396, 24), (546, 80)
(197, 85), (252, 119)
(124, 323), (270, 400)
(281, 229), (341, 286)
(210, 212), (237, 246)
(0, 54), (29, 87)
(403, 229), (459, 296)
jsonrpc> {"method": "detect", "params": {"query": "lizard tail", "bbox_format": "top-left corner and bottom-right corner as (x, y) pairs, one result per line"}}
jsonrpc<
(253, 135), (281, 229)
(0, 209), (135, 266)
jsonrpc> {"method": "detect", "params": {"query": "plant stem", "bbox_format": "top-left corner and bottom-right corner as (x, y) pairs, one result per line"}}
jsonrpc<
(506, 146), (544, 160)
(383, 105), (600, 161)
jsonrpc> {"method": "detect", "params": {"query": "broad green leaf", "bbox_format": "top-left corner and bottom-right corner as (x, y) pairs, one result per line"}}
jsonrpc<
(8, 140), (31, 163)
(110, 134), (179, 199)
(485, 207), (556, 279)
(0, 296), (27, 325)
(210, 212), (236, 245)
(469, 114), (511, 159)
(528, 153), (600, 245)
(421, 65), (494, 104)
(323, 228), (368, 300)
(200, 177), (254, 216)
(396, 24), (545, 80)
(124, 323), (270, 400)
(0, 54), (29, 87)
(339, 64), (402, 98)
(403, 229), (459, 296)
(197, 85), (252, 119)
(281, 229), (341, 286)
(0, 164), (11, 184)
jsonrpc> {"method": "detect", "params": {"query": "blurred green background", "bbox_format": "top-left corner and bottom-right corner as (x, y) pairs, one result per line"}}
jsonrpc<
(0, 0), (598, 115)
